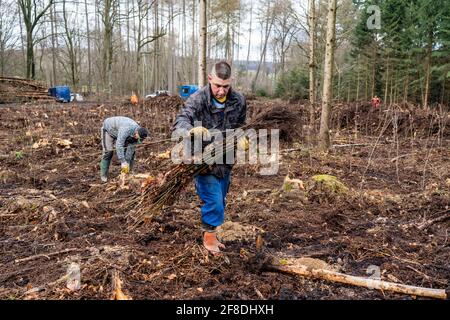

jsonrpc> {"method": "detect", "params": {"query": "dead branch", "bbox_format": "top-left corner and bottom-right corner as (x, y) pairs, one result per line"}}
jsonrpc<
(271, 262), (448, 299)
(23, 274), (69, 296)
(14, 248), (83, 264)
(391, 154), (411, 162)
(332, 143), (368, 148)
(417, 210), (450, 231)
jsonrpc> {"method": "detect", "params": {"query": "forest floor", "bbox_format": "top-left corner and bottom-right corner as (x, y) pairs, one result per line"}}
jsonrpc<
(0, 97), (449, 300)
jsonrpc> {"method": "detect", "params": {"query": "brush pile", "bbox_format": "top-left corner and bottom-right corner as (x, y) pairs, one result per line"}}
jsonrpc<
(126, 129), (253, 229)
(143, 95), (185, 109)
(332, 103), (449, 138)
(0, 76), (53, 104)
(247, 103), (304, 142)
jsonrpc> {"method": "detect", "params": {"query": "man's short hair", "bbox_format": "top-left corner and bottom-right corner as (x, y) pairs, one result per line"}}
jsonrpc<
(211, 61), (232, 80)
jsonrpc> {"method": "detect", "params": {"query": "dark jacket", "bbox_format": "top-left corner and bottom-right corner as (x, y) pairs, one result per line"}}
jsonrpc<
(172, 84), (247, 177)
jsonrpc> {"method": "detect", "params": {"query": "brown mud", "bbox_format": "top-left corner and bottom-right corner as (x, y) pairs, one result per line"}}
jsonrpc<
(0, 98), (448, 300)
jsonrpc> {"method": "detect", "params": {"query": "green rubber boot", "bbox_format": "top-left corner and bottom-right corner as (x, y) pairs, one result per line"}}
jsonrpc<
(128, 152), (136, 173)
(100, 159), (111, 182)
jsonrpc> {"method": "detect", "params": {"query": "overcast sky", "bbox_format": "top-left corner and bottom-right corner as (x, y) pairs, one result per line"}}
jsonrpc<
(2, 0), (311, 61)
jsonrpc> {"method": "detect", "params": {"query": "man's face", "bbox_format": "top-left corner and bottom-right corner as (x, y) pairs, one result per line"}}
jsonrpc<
(133, 130), (142, 143)
(208, 74), (232, 100)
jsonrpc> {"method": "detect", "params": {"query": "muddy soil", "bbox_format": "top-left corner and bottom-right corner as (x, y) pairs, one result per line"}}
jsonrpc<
(0, 99), (448, 300)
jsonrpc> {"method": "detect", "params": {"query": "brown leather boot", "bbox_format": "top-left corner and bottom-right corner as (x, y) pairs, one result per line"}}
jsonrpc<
(203, 231), (225, 255)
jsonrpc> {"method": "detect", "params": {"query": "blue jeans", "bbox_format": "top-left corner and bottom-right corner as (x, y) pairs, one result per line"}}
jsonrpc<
(194, 173), (231, 229)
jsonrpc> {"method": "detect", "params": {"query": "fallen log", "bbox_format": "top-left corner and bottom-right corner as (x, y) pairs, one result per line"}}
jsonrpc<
(271, 261), (448, 299)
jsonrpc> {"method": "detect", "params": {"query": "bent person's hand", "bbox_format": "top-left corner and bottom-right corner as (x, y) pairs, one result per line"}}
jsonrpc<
(121, 162), (130, 174)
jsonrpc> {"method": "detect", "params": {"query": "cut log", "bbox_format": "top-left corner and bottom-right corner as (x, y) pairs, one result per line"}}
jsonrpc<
(271, 262), (448, 299)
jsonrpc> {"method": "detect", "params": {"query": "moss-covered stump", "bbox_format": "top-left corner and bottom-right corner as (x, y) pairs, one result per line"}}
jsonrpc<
(307, 174), (349, 203)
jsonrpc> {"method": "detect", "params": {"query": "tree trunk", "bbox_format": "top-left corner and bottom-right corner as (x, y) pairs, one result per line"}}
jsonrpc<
(347, 80), (351, 103)
(102, 0), (115, 98)
(50, 4), (57, 85)
(168, 0), (176, 94)
(191, 0), (196, 84)
(84, 0), (92, 93)
(153, 0), (159, 91)
(246, 0), (253, 73)
(63, 0), (78, 89)
(403, 68), (409, 104)
(136, 0), (143, 94)
(235, 7), (241, 79)
(126, 0), (131, 92)
(18, 7), (26, 76)
(384, 56), (389, 107)
(198, 0), (207, 88)
(371, 43), (376, 98)
(95, 0), (100, 93)
(308, 0), (316, 126)
(182, 0), (186, 62)
(337, 65), (341, 101)
(117, 0), (124, 96)
(389, 68), (395, 106)
(364, 58), (368, 101)
(18, 0), (54, 80)
(252, 5), (274, 93)
(356, 55), (360, 101)
(423, 29), (433, 109)
(318, 0), (337, 151)
(26, 31), (34, 79)
(225, 5), (231, 62)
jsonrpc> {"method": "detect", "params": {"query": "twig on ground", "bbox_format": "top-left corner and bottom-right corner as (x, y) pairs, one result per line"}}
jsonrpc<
(14, 248), (83, 264)
(417, 210), (450, 231)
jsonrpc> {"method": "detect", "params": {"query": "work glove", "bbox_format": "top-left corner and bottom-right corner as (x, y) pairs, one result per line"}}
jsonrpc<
(189, 126), (211, 141)
(237, 136), (249, 151)
(121, 162), (130, 174)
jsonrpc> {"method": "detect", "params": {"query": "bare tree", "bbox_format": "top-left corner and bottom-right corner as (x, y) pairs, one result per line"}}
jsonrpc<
(0, 0), (18, 76)
(308, 0), (316, 126)
(198, 0), (207, 87)
(100, 0), (117, 97)
(49, 3), (57, 85)
(134, 0), (164, 94)
(246, 0), (253, 73)
(272, 0), (297, 74)
(423, 29), (433, 109)
(251, 0), (275, 93)
(18, 0), (54, 79)
(84, 0), (92, 92)
(167, 0), (176, 94)
(152, 0), (160, 91)
(62, 0), (79, 89)
(190, 0), (196, 84)
(318, 0), (337, 151)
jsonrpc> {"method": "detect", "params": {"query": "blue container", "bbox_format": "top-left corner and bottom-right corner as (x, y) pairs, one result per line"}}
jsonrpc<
(179, 85), (199, 100)
(48, 86), (71, 103)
